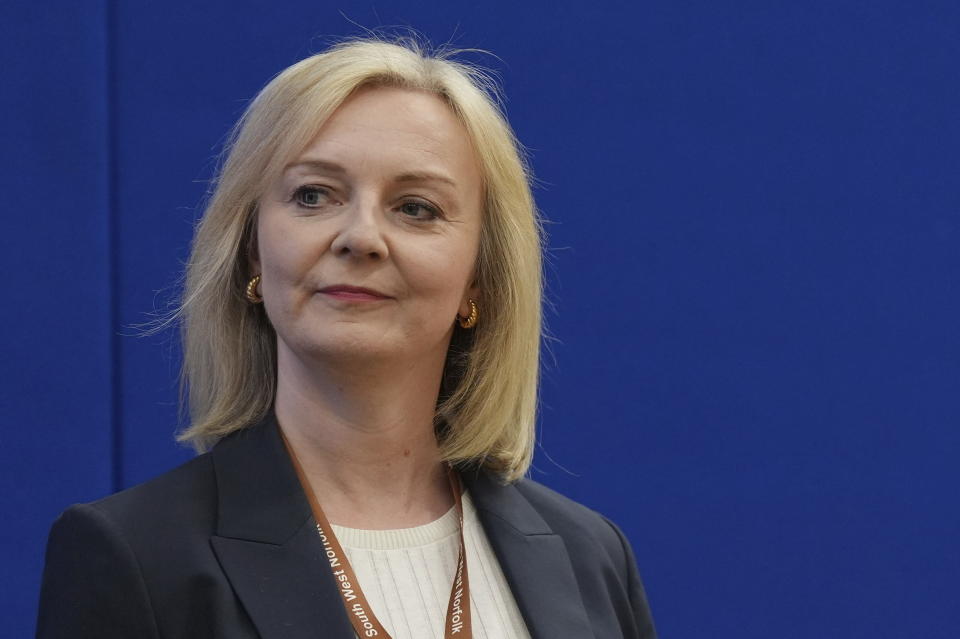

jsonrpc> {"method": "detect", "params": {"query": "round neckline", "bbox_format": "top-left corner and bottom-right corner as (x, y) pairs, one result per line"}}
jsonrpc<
(330, 489), (475, 550)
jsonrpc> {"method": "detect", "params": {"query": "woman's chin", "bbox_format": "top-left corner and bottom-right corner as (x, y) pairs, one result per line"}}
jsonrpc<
(295, 336), (411, 366)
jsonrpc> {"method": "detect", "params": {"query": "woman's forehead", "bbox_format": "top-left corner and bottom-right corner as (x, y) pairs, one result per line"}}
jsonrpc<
(284, 86), (482, 189)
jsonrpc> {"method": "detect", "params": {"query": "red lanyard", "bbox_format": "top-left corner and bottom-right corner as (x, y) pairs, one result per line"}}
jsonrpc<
(281, 433), (472, 638)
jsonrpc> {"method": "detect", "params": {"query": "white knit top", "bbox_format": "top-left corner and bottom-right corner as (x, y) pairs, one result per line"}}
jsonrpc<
(331, 489), (532, 639)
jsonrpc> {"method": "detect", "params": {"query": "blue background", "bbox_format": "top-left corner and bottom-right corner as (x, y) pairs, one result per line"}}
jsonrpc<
(3, 1), (958, 637)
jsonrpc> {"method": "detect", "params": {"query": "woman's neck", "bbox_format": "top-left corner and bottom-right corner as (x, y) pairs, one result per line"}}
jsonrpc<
(273, 345), (454, 530)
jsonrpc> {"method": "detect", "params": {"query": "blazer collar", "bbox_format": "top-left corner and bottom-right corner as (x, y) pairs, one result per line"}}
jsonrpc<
(461, 467), (596, 639)
(210, 410), (593, 639)
(212, 407), (311, 544)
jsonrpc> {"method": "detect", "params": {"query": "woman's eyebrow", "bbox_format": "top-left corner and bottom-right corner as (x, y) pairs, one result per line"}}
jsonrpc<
(393, 171), (458, 189)
(284, 159), (346, 175)
(285, 159), (458, 189)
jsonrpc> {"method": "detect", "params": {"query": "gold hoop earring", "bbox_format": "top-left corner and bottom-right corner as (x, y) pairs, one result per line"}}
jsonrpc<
(246, 274), (263, 304)
(456, 299), (479, 329)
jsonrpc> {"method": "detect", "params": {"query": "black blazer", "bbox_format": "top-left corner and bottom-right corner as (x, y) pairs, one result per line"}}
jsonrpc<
(37, 411), (657, 639)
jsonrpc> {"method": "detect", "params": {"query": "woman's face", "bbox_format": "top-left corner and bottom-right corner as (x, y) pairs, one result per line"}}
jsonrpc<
(252, 85), (483, 370)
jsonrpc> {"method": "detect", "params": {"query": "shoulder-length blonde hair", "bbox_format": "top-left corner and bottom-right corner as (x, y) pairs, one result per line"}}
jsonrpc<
(175, 35), (544, 482)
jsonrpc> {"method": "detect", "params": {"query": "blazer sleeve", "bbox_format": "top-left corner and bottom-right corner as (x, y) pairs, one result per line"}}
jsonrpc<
(602, 516), (658, 639)
(36, 504), (161, 639)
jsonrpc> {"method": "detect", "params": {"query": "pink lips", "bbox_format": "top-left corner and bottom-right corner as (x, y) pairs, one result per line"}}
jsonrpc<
(318, 285), (391, 301)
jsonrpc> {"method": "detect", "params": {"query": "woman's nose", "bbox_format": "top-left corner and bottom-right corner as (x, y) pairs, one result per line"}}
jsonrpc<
(329, 197), (389, 260)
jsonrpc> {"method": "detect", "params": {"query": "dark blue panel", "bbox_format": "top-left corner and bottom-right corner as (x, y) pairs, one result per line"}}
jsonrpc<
(526, 3), (960, 637)
(0, 2), (112, 637)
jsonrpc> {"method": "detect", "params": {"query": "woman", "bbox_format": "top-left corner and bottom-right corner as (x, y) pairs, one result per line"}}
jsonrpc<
(37, 36), (657, 639)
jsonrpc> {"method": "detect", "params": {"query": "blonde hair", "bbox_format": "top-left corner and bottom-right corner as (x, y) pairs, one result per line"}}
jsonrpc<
(175, 35), (544, 482)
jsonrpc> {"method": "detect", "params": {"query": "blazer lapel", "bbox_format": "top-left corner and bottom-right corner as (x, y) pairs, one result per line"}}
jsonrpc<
(462, 469), (596, 639)
(209, 411), (354, 639)
(208, 410), (594, 639)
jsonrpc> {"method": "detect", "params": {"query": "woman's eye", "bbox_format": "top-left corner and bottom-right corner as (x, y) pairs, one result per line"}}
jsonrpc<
(292, 185), (331, 208)
(398, 200), (441, 220)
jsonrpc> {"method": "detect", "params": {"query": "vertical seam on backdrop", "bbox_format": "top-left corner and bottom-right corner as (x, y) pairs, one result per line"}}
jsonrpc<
(106, 0), (123, 492)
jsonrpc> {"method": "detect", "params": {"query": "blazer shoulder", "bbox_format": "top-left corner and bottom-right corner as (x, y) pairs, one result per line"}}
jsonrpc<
(509, 477), (658, 638)
(75, 452), (218, 545)
(38, 502), (163, 638)
(38, 454), (236, 639)
(511, 476), (626, 558)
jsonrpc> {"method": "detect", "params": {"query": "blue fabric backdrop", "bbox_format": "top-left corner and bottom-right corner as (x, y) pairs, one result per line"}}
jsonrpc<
(3, 1), (959, 637)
